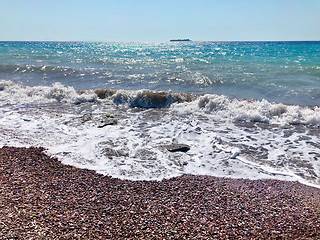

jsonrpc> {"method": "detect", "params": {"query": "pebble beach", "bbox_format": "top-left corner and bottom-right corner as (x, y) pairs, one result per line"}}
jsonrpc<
(1, 146), (319, 239)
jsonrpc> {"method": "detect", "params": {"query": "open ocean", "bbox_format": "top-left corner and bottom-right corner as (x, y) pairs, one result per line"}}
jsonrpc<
(0, 41), (319, 187)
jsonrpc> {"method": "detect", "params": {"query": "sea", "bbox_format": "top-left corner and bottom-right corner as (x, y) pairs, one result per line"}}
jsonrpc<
(0, 41), (319, 187)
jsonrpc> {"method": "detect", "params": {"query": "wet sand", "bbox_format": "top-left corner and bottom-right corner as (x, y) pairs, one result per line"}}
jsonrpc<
(0, 146), (319, 239)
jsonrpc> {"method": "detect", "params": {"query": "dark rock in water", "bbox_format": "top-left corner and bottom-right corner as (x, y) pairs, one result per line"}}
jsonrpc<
(97, 118), (118, 128)
(165, 144), (190, 153)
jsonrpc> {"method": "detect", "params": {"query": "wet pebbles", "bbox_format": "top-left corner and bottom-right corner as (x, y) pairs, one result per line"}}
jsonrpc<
(0, 146), (319, 239)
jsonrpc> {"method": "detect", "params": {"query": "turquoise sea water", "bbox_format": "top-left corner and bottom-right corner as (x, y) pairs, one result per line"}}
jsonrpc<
(0, 41), (320, 187)
(1, 41), (319, 105)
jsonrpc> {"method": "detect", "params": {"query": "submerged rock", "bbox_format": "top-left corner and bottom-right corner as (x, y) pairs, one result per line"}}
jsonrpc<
(103, 148), (129, 158)
(81, 113), (118, 128)
(97, 118), (118, 128)
(165, 144), (190, 153)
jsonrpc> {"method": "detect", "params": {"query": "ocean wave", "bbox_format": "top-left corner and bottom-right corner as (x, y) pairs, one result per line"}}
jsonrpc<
(0, 81), (198, 107)
(97, 89), (197, 108)
(0, 81), (97, 105)
(175, 94), (320, 126)
(1, 81), (319, 126)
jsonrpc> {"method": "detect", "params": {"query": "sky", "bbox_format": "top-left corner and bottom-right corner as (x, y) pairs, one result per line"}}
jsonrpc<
(1, 0), (320, 42)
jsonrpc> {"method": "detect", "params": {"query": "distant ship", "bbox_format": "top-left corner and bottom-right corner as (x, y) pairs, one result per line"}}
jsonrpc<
(170, 39), (191, 42)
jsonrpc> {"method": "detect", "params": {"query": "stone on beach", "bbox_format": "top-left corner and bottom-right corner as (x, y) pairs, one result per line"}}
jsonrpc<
(164, 143), (191, 153)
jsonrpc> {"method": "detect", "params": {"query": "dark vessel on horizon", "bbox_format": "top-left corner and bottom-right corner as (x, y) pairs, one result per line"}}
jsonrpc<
(170, 39), (191, 42)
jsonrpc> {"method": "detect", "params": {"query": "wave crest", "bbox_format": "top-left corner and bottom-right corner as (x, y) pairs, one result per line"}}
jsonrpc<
(0, 81), (97, 104)
(1, 81), (319, 126)
(181, 94), (320, 126)
(93, 88), (197, 108)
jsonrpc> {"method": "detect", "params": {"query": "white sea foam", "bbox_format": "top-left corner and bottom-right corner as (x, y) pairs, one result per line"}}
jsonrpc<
(0, 81), (97, 105)
(173, 94), (320, 126)
(1, 81), (319, 127)
(0, 82), (319, 187)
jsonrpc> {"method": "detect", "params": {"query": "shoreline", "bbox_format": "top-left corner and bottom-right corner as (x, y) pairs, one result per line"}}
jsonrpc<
(1, 146), (319, 239)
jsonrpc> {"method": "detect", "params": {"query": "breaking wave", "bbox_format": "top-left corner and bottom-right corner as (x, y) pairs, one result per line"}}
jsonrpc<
(0, 81), (97, 105)
(177, 94), (320, 126)
(96, 89), (197, 108)
(1, 81), (319, 126)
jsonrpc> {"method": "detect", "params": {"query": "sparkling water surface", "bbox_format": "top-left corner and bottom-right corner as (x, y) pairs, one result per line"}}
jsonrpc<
(1, 41), (319, 105)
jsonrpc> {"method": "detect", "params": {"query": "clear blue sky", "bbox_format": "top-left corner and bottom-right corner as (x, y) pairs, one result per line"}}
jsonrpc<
(1, 0), (320, 41)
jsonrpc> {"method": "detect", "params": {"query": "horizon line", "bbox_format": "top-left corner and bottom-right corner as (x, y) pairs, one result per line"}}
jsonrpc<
(1, 40), (320, 43)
